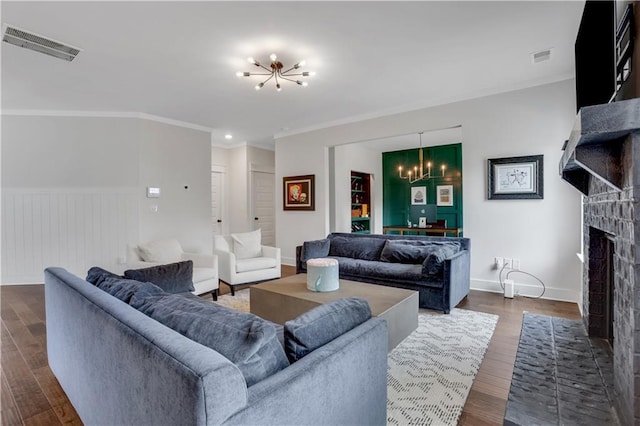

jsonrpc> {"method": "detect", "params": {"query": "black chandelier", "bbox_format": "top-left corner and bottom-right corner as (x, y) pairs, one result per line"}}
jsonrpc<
(236, 53), (314, 91)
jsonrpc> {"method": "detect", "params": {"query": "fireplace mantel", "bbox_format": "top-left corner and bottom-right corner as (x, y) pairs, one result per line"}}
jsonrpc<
(560, 98), (640, 194)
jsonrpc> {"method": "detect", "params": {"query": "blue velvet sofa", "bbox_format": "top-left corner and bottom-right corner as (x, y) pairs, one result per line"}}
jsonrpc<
(44, 267), (388, 425)
(296, 232), (471, 313)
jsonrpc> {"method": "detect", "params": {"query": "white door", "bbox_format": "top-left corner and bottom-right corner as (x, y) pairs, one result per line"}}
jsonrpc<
(251, 171), (275, 246)
(211, 171), (224, 236)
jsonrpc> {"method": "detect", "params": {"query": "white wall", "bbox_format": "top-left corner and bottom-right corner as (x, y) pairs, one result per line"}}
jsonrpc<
(275, 79), (582, 302)
(137, 120), (211, 253)
(1, 115), (212, 283)
(332, 144), (383, 234)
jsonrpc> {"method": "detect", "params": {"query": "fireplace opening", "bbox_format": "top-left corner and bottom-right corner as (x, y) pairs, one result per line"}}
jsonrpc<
(587, 227), (615, 344)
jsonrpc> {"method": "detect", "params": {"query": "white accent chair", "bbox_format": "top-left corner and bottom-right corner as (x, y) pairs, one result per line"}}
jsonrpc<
(214, 231), (281, 296)
(126, 239), (219, 300)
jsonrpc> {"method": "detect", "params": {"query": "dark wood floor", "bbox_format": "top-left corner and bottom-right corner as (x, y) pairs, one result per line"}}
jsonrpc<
(2, 265), (581, 426)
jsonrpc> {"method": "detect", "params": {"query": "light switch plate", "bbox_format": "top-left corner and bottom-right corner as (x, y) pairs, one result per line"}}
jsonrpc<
(147, 187), (160, 198)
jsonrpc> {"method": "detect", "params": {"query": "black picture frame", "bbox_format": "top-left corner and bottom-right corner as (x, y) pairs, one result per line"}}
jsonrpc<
(487, 155), (543, 200)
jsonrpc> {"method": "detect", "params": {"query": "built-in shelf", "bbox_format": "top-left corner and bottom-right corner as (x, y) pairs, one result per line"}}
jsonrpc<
(351, 217), (370, 222)
(351, 171), (371, 234)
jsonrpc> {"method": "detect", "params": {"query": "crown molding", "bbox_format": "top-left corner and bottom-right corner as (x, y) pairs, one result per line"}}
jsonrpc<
(1, 109), (214, 133)
(274, 73), (575, 140)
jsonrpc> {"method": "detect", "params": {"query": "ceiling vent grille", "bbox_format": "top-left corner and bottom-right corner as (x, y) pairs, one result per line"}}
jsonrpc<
(2, 25), (81, 61)
(531, 48), (552, 64)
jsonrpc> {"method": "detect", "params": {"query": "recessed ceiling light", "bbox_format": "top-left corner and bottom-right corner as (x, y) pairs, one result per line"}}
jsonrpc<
(224, 134), (233, 140)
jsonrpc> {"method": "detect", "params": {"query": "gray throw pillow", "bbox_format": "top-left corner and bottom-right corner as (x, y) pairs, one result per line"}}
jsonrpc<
(86, 266), (122, 286)
(423, 246), (460, 275)
(380, 240), (432, 264)
(130, 291), (289, 387)
(284, 297), (372, 363)
(328, 236), (387, 261)
(301, 238), (330, 262)
(91, 274), (164, 304)
(124, 261), (194, 294)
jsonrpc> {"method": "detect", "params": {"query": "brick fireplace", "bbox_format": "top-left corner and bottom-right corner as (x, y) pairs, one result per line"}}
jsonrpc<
(581, 132), (639, 425)
(562, 99), (640, 424)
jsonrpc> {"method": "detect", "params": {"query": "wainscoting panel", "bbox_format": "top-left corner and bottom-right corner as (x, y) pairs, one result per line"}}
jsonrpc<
(2, 188), (139, 284)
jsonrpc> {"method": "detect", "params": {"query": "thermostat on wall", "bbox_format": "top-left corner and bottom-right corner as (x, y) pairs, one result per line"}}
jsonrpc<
(147, 187), (161, 198)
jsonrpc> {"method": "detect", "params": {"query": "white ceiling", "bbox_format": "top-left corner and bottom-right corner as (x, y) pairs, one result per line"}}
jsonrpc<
(1, 1), (585, 149)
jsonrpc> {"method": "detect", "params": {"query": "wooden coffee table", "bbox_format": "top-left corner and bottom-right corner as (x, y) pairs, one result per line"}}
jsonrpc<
(250, 274), (418, 350)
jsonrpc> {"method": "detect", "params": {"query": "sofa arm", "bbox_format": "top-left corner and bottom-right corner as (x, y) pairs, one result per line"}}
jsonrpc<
(444, 250), (471, 310)
(182, 252), (217, 269)
(214, 248), (236, 283)
(295, 246), (305, 274)
(223, 318), (388, 425)
(261, 245), (281, 262)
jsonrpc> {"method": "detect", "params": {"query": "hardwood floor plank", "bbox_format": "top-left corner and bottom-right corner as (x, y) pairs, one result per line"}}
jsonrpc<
(22, 409), (62, 426)
(31, 367), (81, 426)
(460, 388), (507, 425)
(1, 303), (48, 371)
(1, 369), (23, 426)
(1, 322), (54, 422)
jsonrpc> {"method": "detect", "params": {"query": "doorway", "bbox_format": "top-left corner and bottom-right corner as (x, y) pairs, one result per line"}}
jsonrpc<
(251, 169), (275, 246)
(211, 169), (226, 236)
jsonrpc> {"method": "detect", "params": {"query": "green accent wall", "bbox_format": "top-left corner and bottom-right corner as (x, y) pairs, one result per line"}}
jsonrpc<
(383, 143), (463, 230)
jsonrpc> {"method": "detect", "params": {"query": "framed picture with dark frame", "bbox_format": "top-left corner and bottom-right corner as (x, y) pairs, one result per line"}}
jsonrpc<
(283, 174), (315, 211)
(487, 155), (543, 200)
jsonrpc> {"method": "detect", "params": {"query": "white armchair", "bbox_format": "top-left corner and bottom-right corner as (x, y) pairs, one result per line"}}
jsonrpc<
(214, 231), (281, 296)
(126, 239), (219, 299)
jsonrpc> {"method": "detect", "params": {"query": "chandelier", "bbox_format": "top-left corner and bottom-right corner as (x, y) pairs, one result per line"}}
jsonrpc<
(398, 132), (446, 183)
(236, 53), (314, 91)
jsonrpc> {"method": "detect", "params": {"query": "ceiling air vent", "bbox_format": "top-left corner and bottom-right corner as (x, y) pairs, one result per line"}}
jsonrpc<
(531, 48), (552, 64)
(2, 25), (81, 62)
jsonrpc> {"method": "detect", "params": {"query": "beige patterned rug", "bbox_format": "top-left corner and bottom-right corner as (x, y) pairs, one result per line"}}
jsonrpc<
(214, 289), (498, 426)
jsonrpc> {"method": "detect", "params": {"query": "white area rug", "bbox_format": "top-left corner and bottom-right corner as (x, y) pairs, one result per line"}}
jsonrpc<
(387, 309), (497, 425)
(214, 289), (498, 426)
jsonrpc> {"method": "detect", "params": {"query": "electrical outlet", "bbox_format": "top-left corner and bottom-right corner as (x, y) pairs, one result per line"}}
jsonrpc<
(504, 258), (513, 269)
(495, 257), (504, 268)
(512, 258), (521, 270)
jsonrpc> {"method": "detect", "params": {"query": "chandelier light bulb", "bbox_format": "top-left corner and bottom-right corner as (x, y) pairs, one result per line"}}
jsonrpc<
(298, 60), (306, 67)
(397, 132), (447, 183)
(302, 81), (308, 87)
(224, 134), (233, 140)
(238, 53), (314, 91)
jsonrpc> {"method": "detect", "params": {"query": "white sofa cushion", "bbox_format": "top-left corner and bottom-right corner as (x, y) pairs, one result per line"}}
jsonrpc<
(236, 257), (278, 273)
(137, 239), (183, 263)
(231, 229), (262, 259)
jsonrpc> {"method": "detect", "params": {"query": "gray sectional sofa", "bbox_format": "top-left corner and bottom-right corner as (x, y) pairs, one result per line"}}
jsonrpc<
(45, 267), (388, 426)
(296, 232), (471, 313)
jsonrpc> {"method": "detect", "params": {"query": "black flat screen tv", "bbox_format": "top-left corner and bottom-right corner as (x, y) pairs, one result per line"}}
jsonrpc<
(575, 0), (616, 111)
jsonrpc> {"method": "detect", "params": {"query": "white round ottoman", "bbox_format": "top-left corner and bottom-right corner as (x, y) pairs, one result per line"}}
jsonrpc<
(306, 258), (340, 292)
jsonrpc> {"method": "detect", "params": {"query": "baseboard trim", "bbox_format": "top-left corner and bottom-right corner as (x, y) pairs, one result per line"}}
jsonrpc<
(281, 256), (296, 267)
(1, 281), (42, 286)
(471, 278), (580, 304)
